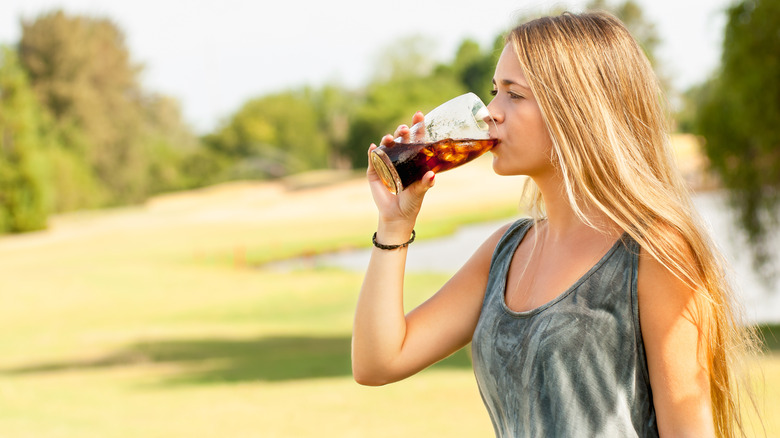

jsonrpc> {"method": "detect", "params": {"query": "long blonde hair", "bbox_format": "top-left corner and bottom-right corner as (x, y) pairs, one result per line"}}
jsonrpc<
(508, 12), (760, 437)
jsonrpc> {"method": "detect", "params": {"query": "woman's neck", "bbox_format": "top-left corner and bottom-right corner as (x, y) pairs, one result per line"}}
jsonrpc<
(533, 174), (621, 243)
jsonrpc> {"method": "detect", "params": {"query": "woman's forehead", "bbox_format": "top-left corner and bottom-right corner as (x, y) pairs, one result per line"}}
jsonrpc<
(494, 44), (530, 88)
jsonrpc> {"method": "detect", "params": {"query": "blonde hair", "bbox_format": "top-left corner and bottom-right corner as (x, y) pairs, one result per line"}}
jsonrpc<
(508, 12), (760, 437)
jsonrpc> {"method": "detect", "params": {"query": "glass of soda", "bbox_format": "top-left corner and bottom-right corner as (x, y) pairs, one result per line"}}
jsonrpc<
(370, 92), (497, 194)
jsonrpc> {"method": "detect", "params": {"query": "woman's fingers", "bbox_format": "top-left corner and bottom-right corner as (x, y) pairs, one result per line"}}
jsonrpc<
(411, 112), (425, 142)
(393, 125), (409, 141)
(367, 143), (377, 172)
(379, 134), (396, 147)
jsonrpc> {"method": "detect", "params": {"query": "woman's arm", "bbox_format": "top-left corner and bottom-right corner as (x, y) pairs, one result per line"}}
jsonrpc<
(351, 112), (507, 385)
(638, 247), (715, 437)
(352, 223), (505, 386)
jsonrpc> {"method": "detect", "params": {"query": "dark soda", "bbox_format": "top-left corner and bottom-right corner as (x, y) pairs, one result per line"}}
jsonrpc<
(371, 138), (497, 194)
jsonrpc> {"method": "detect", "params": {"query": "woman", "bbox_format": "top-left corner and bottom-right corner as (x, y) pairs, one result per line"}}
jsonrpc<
(352, 11), (758, 437)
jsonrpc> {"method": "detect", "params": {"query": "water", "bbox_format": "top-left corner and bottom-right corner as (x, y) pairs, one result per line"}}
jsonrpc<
(266, 191), (780, 324)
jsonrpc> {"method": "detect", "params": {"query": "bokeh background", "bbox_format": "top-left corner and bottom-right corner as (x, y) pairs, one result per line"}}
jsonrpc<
(0, 0), (777, 436)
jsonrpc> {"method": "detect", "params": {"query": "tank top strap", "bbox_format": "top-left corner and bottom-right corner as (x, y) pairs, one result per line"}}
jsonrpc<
(482, 218), (534, 307)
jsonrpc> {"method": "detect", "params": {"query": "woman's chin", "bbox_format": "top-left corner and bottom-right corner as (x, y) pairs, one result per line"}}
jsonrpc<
(491, 157), (511, 176)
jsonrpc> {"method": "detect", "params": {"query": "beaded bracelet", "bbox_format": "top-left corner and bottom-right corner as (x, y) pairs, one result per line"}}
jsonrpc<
(372, 230), (416, 250)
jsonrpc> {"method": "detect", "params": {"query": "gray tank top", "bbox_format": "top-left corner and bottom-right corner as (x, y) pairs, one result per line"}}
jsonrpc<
(472, 219), (658, 437)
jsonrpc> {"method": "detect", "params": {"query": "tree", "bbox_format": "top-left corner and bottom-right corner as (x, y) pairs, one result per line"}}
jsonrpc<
(0, 47), (48, 232)
(18, 10), (199, 206)
(140, 94), (202, 193)
(311, 84), (357, 169)
(344, 71), (465, 168)
(694, 0), (780, 280)
(344, 36), (467, 168)
(203, 89), (330, 179)
(437, 36), (505, 105)
(19, 11), (143, 203)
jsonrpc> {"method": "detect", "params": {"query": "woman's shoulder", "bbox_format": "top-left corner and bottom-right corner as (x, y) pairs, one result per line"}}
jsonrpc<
(635, 228), (699, 324)
(491, 217), (533, 246)
(635, 225), (697, 293)
(470, 218), (533, 266)
(500, 217), (534, 238)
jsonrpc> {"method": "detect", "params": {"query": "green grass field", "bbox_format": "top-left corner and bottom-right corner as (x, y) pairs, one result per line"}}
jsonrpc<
(0, 172), (778, 437)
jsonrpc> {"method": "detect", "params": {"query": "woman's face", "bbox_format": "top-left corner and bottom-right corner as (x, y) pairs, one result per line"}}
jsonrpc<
(487, 44), (554, 179)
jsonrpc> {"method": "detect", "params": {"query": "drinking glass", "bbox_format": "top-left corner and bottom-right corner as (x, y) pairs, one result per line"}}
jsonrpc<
(370, 92), (497, 194)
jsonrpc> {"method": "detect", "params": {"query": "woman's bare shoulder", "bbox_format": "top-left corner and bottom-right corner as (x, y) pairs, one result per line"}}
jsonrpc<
(480, 219), (525, 254)
(458, 219), (523, 275)
(635, 229), (698, 307)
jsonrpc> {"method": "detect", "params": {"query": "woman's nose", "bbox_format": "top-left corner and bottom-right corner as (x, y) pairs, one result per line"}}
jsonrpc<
(486, 100), (503, 124)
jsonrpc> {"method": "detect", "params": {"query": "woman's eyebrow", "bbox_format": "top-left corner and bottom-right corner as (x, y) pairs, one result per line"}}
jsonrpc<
(492, 78), (531, 91)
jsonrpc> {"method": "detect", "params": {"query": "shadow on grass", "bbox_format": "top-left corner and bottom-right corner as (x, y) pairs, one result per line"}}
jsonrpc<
(1, 335), (473, 385)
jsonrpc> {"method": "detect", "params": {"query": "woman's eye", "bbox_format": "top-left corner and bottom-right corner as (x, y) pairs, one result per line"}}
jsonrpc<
(490, 89), (498, 96)
(509, 92), (524, 100)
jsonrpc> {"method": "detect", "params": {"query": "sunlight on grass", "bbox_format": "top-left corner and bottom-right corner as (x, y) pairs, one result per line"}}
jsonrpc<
(0, 253), (487, 436)
(1, 171), (777, 437)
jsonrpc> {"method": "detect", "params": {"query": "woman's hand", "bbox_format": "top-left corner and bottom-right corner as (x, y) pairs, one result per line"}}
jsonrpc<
(367, 111), (435, 235)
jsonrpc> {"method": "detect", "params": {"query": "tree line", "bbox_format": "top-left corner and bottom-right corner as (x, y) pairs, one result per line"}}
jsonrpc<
(0, 10), (505, 233)
(0, 1), (661, 233)
(1, 0), (778, 280)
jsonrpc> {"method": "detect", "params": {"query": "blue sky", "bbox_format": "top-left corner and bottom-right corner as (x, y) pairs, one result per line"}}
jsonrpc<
(0, 0), (734, 133)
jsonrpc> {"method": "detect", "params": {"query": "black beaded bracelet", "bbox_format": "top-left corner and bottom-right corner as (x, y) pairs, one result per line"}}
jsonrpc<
(372, 230), (416, 250)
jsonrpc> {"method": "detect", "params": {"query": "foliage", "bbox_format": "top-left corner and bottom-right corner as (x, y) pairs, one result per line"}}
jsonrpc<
(18, 10), (200, 208)
(344, 70), (466, 168)
(0, 46), (48, 233)
(437, 36), (505, 105)
(203, 89), (331, 179)
(694, 0), (780, 280)
(310, 84), (358, 169)
(0, 3), (675, 228)
(342, 35), (505, 168)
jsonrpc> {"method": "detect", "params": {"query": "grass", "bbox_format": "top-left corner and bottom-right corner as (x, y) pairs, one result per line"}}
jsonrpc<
(0, 171), (510, 437)
(0, 169), (778, 437)
(0, 263), (487, 437)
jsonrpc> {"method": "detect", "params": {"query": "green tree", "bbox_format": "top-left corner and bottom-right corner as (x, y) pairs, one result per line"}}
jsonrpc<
(437, 36), (504, 104)
(0, 46), (48, 232)
(344, 71), (465, 168)
(140, 94), (202, 193)
(19, 11), (143, 203)
(344, 37), (467, 168)
(311, 84), (357, 169)
(18, 10), (199, 206)
(694, 0), (780, 280)
(203, 89), (330, 179)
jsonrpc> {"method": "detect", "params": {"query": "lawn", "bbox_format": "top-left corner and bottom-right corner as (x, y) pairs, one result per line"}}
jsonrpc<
(0, 265), (492, 437)
(0, 161), (777, 437)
